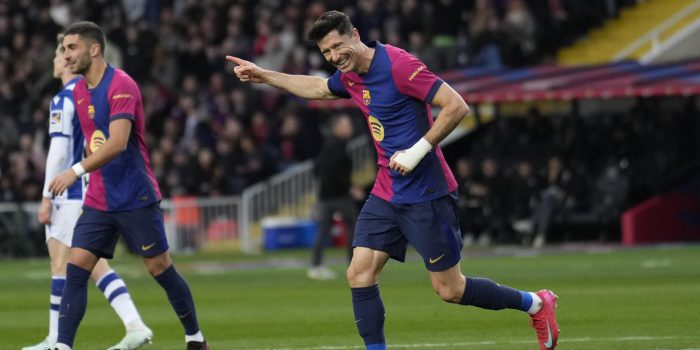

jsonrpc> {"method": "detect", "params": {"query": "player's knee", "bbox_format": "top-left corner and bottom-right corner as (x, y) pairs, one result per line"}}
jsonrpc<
(346, 265), (376, 287)
(146, 260), (169, 276)
(433, 283), (463, 303)
(50, 259), (67, 276)
(144, 253), (172, 276)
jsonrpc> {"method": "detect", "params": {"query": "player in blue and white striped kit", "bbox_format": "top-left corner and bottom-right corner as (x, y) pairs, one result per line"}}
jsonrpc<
(22, 34), (152, 350)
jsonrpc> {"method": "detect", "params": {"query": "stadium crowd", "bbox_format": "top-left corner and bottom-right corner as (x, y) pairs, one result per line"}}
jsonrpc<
(12, 1), (696, 246)
(0, 0), (637, 203)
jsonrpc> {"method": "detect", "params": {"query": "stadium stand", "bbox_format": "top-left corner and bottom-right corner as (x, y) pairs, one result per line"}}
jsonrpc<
(1, 0), (698, 255)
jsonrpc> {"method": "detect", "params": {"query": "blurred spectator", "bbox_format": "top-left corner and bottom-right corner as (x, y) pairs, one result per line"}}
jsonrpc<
(520, 156), (569, 248)
(308, 113), (361, 280)
(428, 0), (466, 71)
(271, 111), (308, 169)
(591, 159), (630, 236)
(478, 157), (511, 245)
(407, 31), (439, 71)
(455, 158), (486, 246)
(502, 0), (538, 66)
(508, 159), (541, 238)
(468, 0), (504, 69)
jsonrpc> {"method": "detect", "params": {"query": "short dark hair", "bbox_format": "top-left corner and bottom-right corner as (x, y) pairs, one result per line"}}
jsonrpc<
(64, 21), (106, 56)
(56, 33), (64, 53)
(307, 10), (353, 42)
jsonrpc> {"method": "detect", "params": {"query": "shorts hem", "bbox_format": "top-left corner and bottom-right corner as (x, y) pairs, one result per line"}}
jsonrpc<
(353, 242), (406, 263)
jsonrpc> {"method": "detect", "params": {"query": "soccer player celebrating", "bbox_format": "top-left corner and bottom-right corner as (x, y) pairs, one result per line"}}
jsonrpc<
(48, 22), (208, 350)
(24, 32), (153, 350)
(227, 11), (559, 350)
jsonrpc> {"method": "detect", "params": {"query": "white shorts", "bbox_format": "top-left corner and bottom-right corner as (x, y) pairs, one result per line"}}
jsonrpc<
(45, 201), (82, 246)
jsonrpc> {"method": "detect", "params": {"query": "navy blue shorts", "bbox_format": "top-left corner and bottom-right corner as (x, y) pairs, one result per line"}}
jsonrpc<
(73, 202), (169, 259)
(353, 192), (462, 272)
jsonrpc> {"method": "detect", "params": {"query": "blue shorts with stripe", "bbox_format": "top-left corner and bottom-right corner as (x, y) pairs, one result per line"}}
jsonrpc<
(73, 202), (169, 259)
(353, 192), (462, 272)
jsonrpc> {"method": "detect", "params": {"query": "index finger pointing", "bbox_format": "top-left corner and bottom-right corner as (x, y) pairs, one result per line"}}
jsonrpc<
(225, 55), (245, 65)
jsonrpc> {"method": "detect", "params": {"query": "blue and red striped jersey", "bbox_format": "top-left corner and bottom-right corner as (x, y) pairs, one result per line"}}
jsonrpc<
(73, 65), (161, 211)
(327, 41), (458, 204)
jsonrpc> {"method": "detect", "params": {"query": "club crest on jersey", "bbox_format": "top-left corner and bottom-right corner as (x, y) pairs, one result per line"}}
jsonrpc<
(88, 105), (95, 119)
(368, 116), (384, 142)
(362, 89), (371, 105)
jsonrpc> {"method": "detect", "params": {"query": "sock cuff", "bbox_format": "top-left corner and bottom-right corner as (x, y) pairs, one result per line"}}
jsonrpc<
(351, 285), (380, 301)
(96, 271), (121, 292)
(460, 277), (473, 305)
(519, 291), (533, 312)
(66, 263), (92, 285)
(366, 344), (387, 350)
(154, 264), (176, 283)
(51, 276), (67, 295)
(94, 270), (116, 288)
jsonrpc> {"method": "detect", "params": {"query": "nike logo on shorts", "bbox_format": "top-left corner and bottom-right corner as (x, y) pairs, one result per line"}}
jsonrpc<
(429, 253), (446, 264)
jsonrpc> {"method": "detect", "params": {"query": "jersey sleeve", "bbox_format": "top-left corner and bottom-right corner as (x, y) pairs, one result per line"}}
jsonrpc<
(48, 94), (74, 137)
(391, 51), (444, 104)
(42, 136), (70, 198)
(327, 70), (351, 99)
(108, 77), (139, 122)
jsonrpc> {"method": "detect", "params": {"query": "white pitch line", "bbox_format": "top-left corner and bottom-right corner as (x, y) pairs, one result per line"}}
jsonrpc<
(234, 335), (695, 350)
(152, 335), (696, 350)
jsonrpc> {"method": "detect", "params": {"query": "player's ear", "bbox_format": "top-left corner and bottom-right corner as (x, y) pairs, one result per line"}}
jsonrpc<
(89, 42), (100, 58)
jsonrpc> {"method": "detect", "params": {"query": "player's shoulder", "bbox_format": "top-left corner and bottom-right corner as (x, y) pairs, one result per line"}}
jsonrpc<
(55, 78), (82, 100)
(111, 68), (139, 87)
(383, 43), (418, 62)
(52, 89), (74, 109)
(109, 68), (141, 98)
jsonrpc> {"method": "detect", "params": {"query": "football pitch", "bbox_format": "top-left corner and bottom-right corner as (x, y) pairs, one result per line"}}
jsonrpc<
(2, 244), (699, 349)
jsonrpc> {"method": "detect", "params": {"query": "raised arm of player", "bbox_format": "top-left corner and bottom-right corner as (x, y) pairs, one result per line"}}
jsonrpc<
(226, 55), (339, 100)
(390, 83), (470, 175)
(48, 119), (131, 196)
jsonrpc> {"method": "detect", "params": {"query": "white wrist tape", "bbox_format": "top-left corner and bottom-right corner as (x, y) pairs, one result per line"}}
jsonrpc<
(394, 137), (432, 171)
(72, 163), (86, 177)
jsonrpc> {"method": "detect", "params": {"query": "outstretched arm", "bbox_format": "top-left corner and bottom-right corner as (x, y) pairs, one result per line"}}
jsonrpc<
(226, 55), (339, 100)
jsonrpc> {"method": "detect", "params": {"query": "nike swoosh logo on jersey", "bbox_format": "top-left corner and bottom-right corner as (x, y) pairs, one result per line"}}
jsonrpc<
(429, 253), (446, 264)
(77, 98), (84, 105)
(544, 319), (553, 348)
(141, 242), (157, 251)
(348, 81), (355, 86)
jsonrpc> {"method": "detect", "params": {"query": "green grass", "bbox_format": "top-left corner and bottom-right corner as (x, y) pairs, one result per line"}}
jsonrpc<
(2, 244), (700, 349)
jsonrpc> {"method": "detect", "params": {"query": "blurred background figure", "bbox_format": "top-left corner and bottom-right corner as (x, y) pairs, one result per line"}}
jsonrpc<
(527, 156), (570, 248)
(308, 113), (363, 281)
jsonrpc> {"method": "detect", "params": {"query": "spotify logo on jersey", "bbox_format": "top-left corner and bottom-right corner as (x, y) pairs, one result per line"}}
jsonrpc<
(90, 130), (106, 153)
(368, 116), (384, 142)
